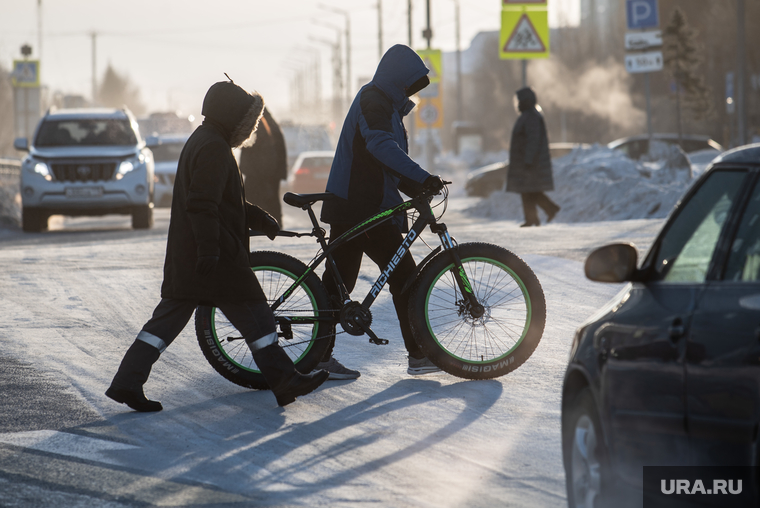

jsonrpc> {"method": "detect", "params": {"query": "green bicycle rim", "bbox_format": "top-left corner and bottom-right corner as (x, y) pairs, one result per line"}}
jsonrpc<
(425, 257), (532, 364)
(210, 265), (319, 373)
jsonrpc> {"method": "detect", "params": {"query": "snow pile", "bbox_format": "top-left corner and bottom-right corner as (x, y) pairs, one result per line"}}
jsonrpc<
(465, 144), (695, 223)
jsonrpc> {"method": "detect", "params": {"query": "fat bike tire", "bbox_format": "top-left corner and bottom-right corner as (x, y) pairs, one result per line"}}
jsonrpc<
(195, 251), (333, 389)
(408, 242), (545, 380)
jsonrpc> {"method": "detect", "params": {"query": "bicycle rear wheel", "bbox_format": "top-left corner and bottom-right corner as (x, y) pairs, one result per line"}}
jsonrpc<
(195, 251), (333, 389)
(408, 242), (545, 380)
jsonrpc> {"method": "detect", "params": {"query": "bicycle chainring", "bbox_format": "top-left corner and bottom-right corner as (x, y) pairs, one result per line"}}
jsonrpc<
(340, 302), (372, 336)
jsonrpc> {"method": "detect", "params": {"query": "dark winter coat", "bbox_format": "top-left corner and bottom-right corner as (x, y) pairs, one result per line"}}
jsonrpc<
(238, 108), (287, 223)
(506, 87), (554, 194)
(321, 44), (430, 230)
(161, 81), (269, 302)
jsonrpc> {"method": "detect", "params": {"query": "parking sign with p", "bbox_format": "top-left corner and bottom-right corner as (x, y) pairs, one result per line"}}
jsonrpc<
(626, 0), (659, 30)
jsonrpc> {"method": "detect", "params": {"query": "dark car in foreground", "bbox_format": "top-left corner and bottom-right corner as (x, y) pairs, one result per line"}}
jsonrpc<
(465, 143), (589, 197)
(562, 143), (760, 507)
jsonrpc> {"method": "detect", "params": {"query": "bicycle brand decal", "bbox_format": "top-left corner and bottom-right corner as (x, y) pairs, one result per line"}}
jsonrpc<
(458, 267), (473, 294)
(370, 229), (418, 297)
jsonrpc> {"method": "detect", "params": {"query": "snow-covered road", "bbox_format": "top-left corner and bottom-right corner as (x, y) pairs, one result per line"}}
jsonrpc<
(0, 200), (663, 507)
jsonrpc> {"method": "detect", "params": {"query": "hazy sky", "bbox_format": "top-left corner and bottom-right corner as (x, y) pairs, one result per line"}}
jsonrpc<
(1, 0), (580, 118)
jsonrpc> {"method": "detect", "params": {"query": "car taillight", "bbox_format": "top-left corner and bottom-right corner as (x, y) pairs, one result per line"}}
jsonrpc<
(295, 167), (310, 176)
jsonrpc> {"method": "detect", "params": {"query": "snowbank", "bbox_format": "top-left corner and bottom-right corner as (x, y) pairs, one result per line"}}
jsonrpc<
(464, 144), (696, 223)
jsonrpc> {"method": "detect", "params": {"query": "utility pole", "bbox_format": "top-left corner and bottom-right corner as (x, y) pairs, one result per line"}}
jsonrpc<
(407, 0), (413, 47)
(377, 0), (383, 60)
(311, 35), (342, 124)
(319, 5), (351, 105)
(90, 32), (97, 105)
(423, 0), (433, 171)
(37, 0), (42, 82)
(737, 0), (746, 146)
(454, 0), (462, 123)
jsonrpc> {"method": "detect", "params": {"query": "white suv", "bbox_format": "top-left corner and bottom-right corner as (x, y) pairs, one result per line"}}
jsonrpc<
(14, 107), (155, 232)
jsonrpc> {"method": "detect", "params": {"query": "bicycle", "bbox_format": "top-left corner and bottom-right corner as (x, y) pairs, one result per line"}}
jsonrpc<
(195, 182), (546, 389)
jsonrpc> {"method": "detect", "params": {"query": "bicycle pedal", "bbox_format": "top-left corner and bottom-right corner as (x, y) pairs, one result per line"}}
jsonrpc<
(369, 337), (389, 345)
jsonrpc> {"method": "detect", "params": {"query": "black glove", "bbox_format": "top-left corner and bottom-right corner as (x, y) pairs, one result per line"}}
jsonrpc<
(423, 175), (445, 193)
(195, 255), (219, 277)
(261, 213), (280, 241)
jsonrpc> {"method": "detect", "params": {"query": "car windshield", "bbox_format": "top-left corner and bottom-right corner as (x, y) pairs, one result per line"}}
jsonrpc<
(35, 119), (137, 147)
(149, 143), (185, 162)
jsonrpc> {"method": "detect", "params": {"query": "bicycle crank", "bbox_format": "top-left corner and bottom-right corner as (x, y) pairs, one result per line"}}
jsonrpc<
(339, 302), (388, 345)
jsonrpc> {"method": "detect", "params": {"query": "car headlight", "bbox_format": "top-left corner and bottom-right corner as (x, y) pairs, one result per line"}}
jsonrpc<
(116, 160), (136, 180)
(31, 161), (52, 181)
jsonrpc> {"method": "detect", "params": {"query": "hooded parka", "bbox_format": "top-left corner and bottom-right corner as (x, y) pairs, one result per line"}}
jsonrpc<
(321, 44), (430, 230)
(506, 87), (554, 194)
(161, 81), (269, 302)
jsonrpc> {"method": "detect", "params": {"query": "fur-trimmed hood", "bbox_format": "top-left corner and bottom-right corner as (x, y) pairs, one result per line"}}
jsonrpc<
(201, 81), (265, 148)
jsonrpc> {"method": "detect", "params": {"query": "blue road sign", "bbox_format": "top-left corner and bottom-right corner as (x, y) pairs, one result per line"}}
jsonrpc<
(626, 0), (659, 30)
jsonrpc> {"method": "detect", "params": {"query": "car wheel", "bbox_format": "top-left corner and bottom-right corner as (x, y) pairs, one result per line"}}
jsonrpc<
(563, 388), (612, 508)
(132, 205), (153, 229)
(22, 207), (48, 233)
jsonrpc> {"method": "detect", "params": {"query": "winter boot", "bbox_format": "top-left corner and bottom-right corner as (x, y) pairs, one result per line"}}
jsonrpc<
(106, 339), (163, 412)
(252, 343), (329, 407)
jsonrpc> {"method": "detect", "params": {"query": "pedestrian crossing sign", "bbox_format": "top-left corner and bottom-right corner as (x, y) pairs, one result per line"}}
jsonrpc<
(11, 60), (40, 87)
(417, 49), (442, 84)
(499, 7), (550, 59)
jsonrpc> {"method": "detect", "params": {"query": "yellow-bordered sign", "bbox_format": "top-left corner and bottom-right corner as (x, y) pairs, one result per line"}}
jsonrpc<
(499, 7), (550, 59)
(11, 60), (40, 87)
(415, 96), (443, 129)
(417, 49), (442, 84)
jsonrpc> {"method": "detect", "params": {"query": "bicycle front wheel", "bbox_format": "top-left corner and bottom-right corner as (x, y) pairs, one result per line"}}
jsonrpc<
(408, 242), (545, 380)
(195, 251), (333, 389)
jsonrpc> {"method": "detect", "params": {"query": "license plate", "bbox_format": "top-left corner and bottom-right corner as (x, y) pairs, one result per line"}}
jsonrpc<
(65, 187), (103, 198)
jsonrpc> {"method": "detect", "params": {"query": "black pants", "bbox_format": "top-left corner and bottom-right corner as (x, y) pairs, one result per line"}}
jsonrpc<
(137, 298), (275, 353)
(321, 221), (421, 359)
(521, 192), (559, 225)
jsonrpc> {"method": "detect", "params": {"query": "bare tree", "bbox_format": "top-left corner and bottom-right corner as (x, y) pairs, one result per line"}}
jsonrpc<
(97, 64), (146, 116)
(663, 7), (712, 143)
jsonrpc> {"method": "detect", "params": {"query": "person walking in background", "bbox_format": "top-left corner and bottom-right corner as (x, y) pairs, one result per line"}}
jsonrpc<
(105, 80), (328, 412)
(506, 87), (560, 227)
(239, 107), (288, 226)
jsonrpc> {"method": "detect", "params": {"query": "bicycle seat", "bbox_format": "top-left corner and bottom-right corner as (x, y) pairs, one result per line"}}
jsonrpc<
(283, 192), (336, 208)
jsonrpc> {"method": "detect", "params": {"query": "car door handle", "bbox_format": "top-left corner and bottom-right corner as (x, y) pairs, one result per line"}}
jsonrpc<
(669, 319), (685, 341)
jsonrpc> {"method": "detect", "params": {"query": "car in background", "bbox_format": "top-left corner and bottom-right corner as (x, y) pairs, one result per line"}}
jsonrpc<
(280, 122), (334, 170)
(14, 107), (154, 232)
(286, 150), (334, 194)
(465, 143), (590, 197)
(562, 143), (760, 507)
(146, 134), (188, 207)
(607, 133), (723, 160)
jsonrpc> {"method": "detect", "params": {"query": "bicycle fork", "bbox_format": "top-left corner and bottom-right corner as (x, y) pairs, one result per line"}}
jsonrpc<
(431, 223), (485, 319)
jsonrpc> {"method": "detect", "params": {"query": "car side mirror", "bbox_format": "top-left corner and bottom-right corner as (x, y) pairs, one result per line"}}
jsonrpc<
(13, 137), (29, 151)
(585, 243), (639, 283)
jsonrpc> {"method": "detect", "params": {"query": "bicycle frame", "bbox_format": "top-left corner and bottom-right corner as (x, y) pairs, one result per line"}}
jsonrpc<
(253, 188), (481, 338)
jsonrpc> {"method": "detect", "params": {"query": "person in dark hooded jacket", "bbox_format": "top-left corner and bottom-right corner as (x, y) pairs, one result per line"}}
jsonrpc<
(238, 107), (288, 225)
(506, 87), (560, 227)
(106, 80), (328, 411)
(317, 44), (445, 379)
